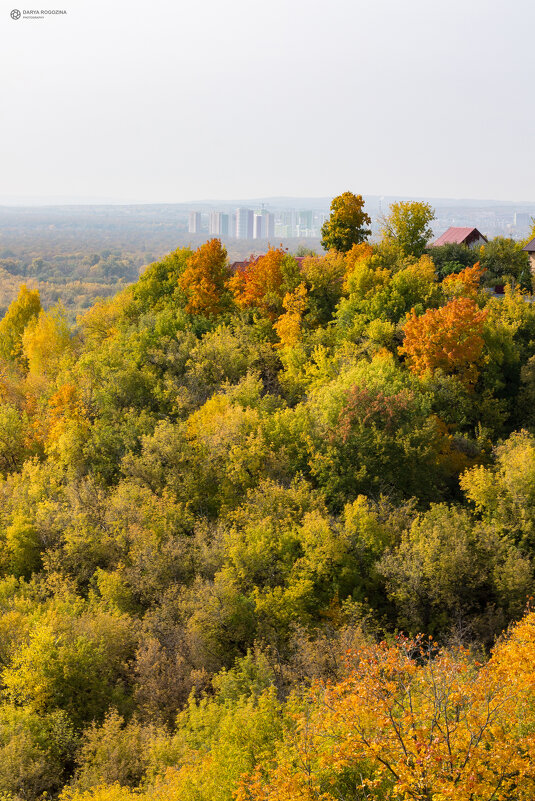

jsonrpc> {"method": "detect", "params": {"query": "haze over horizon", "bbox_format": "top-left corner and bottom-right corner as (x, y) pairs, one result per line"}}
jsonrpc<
(1, 0), (534, 203)
(1, 193), (535, 209)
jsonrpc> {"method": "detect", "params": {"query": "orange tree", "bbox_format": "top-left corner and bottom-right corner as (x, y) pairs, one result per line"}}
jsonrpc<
(237, 613), (535, 801)
(228, 246), (300, 320)
(442, 262), (486, 299)
(399, 297), (487, 388)
(178, 239), (230, 317)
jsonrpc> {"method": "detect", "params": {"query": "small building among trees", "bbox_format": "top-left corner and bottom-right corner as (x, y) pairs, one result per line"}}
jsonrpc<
(522, 236), (535, 273)
(431, 227), (488, 248)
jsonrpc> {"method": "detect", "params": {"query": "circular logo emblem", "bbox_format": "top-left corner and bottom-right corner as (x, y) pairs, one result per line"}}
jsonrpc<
(10, 8), (21, 18)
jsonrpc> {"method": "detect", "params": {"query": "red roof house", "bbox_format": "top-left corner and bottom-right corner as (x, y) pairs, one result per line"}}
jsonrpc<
(431, 227), (488, 248)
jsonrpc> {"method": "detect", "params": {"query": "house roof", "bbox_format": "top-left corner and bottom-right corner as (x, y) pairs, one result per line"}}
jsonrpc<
(432, 227), (488, 247)
(230, 255), (306, 272)
(523, 237), (535, 253)
(229, 259), (251, 272)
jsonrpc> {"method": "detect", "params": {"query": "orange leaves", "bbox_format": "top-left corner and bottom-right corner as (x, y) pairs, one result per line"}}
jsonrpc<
(239, 617), (535, 801)
(178, 239), (230, 317)
(228, 246), (289, 319)
(400, 297), (488, 387)
(337, 385), (414, 441)
(344, 242), (374, 275)
(46, 383), (88, 442)
(442, 262), (486, 299)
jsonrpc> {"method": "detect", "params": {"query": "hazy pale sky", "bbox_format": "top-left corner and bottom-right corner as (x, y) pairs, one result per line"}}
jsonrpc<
(1, 0), (534, 203)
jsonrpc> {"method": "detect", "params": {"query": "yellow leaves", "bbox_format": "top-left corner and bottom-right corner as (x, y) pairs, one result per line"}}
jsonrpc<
(343, 252), (389, 296)
(45, 382), (89, 446)
(60, 788), (140, 801)
(0, 284), (41, 365)
(459, 463), (499, 515)
(321, 191), (372, 253)
(274, 283), (308, 348)
(22, 304), (73, 382)
(379, 200), (435, 258)
(403, 253), (437, 288)
(300, 250), (346, 289)
(78, 288), (133, 343)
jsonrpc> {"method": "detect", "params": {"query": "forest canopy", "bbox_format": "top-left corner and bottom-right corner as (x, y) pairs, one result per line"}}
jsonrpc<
(0, 196), (534, 800)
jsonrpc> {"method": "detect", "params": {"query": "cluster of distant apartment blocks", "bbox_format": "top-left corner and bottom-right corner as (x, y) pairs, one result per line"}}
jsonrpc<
(188, 208), (326, 240)
(188, 208), (534, 242)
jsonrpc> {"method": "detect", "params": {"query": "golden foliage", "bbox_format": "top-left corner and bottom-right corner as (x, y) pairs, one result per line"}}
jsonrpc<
(400, 298), (488, 387)
(274, 284), (308, 347)
(238, 612), (535, 801)
(179, 239), (230, 317)
(321, 191), (372, 253)
(343, 242), (374, 275)
(0, 284), (41, 365)
(442, 262), (486, 299)
(228, 246), (289, 319)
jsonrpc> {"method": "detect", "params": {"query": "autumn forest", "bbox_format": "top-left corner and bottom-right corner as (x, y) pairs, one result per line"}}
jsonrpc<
(1, 194), (535, 800)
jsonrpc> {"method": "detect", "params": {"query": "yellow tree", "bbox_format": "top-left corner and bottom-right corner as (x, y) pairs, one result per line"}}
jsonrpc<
(380, 201), (435, 258)
(0, 284), (41, 365)
(22, 304), (73, 382)
(274, 283), (308, 347)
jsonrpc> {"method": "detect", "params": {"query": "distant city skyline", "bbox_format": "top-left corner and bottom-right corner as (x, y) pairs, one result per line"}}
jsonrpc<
(181, 198), (534, 241)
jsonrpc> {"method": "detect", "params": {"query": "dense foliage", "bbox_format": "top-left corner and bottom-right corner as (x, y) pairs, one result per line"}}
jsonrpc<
(0, 198), (534, 799)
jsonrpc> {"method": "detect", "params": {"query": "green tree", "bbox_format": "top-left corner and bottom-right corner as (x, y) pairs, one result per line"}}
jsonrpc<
(428, 242), (479, 279)
(379, 504), (532, 639)
(321, 192), (371, 253)
(479, 236), (531, 290)
(380, 200), (435, 258)
(305, 353), (447, 509)
(460, 430), (535, 549)
(3, 599), (138, 728)
(0, 707), (76, 800)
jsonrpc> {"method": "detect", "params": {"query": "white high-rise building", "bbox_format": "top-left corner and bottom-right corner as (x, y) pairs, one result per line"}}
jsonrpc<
(209, 212), (230, 236)
(253, 214), (264, 239)
(264, 211), (275, 239)
(188, 211), (202, 234)
(253, 211), (275, 239)
(236, 208), (254, 239)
